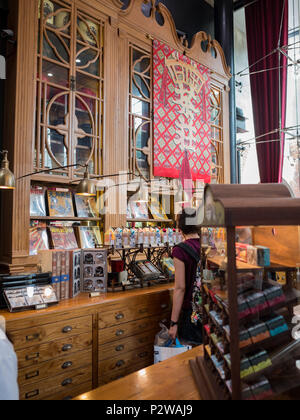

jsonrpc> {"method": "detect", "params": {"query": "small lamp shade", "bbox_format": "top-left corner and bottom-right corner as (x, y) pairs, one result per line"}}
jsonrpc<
(0, 151), (15, 190)
(76, 167), (96, 197)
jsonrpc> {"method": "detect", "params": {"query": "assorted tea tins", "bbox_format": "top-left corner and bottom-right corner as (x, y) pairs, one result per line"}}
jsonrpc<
(104, 227), (183, 249)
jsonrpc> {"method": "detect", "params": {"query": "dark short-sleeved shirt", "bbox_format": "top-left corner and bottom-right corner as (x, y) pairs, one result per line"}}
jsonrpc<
(172, 238), (201, 310)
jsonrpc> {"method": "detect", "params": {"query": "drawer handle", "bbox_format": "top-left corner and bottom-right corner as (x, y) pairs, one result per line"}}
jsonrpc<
(25, 389), (39, 399)
(26, 352), (40, 361)
(116, 360), (125, 368)
(26, 333), (40, 342)
(161, 303), (168, 309)
(25, 370), (39, 380)
(62, 378), (73, 387)
(115, 313), (124, 320)
(139, 308), (148, 314)
(139, 351), (149, 358)
(139, 337), (147, 344)
(62, 326), (73, 334)
(62, 361), (73, 370)
(62, 344), (73, 352)
(115, 345), (124, 352)
(116, 330), (124, 337)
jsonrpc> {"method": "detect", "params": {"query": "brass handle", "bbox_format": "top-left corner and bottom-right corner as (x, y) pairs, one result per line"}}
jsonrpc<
(62, 344), (73, 352)
(26, 333), (40, 342)
(25, 389), (39, 399)
(62, 326), (73, 334)
(139, 308), (148, 314)
(116, 345), (124, 352)
(139, 352), (148, 358)
(25, 370), (39, 380)
(115, 313), (124, 320)
(62, 378), (73, 387)
(139, 337), (147, 344)
(116, 360), (125, 368)
(161, 303), (168, 309)
(62, 361), (73, 370)
(116, 330), (124, 337)
(26, 352), (40, 361)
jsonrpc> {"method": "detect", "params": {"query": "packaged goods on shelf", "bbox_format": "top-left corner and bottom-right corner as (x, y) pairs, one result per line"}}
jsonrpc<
(29, 222), (49, 255)
(47, 189), (74, 217)
(30, 186), (46, 217)
(49, 226), (78, 250)
(74, 194), (99, 218)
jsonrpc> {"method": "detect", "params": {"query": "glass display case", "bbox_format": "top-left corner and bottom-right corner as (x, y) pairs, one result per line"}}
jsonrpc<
(191, 184), (300, 400)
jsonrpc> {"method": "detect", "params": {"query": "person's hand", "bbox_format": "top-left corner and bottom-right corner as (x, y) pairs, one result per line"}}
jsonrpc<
(168, 325), (178, 341)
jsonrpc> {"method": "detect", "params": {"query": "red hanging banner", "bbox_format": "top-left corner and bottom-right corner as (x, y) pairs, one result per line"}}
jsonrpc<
(153, 39), (211, 182)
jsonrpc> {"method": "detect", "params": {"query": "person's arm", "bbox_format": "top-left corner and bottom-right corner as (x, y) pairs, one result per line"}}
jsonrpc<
(168, 257), (186, 340)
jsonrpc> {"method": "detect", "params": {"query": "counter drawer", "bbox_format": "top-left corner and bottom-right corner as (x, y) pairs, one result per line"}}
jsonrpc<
(48, 381), (93, 401)
(99, 294), (171, 329)
(99, 346), (153, 377)
(19, 366), (92, 401)
(9, 316), (92, 350)
(98, 359), (153, 386)
(99, 312), (169, 345)
(18, 349), (92, 387)
(99, 329), (157, 361)
(16, 333), (92, 369)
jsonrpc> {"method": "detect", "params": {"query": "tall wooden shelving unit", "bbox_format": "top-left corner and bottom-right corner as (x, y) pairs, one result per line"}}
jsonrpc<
(0, 0), (231, 274)
(190, 184), (300, 400)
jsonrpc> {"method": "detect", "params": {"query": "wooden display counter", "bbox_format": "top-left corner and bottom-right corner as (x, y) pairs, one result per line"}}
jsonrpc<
(74, 346), (204, 401)
(0, 284), (174, 401)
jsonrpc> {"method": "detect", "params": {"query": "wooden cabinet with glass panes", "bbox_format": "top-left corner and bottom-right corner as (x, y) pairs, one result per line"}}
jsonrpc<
(1, 0), (231, 274)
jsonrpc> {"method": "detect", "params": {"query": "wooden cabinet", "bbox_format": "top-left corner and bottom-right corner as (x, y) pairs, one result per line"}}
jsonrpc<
(2, 285), (173, 400)
(98, 290), (171, 386)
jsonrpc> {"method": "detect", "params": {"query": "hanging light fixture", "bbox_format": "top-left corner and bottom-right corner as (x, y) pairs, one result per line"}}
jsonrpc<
(76, 166), (96, 197)
(0, 150), (15, 190)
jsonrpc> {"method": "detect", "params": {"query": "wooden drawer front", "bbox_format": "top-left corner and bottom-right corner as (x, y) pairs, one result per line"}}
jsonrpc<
(20, 366), (92, 401)
(99, 346), (153, 377)
(99, 359), (153, 386)
(47, 381), (93, 401)
(9, 316), (92, 350)
(99, 329), (157, 361)
(99, 312), (170, 345)
(99, 293), (171, 329)
(18, 349), (92, 387)
(17, 333), (92, 369)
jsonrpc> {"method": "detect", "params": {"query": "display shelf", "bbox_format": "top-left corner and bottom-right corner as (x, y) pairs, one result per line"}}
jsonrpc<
(127, 218), (174, 223)
(190, 184), (300, 400)
(30, 216), (103, 222)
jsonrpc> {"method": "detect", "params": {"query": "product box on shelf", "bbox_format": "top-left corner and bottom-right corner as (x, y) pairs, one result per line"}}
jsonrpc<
(69, 249), (82, 298)
(81, 249), (108, 293)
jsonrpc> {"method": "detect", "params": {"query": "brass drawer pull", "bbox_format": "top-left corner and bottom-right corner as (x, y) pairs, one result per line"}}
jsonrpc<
(116, 330), (124, 337)
(62, 326), (73, 334)
(139, 337), (147, 344)
(139, 351), (149, 358)
(25, 370), (39, 380)
(139, 308), (148, 314)
(26, 352), (40, 361)
(115, 313), (124, 320)
(115, 345), (124, 352)
(25, 389), (39, 399)
(62, 378), (73, 387)
(26, 333), (40, 342)
(62, 361), (73, 370)
(62, 344), (73, 352)
(116, 360), (125, 368)
(161, 303), (168, 309)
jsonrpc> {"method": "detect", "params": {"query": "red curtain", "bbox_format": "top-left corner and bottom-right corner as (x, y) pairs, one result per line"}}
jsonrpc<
(245, 0), (288, 183)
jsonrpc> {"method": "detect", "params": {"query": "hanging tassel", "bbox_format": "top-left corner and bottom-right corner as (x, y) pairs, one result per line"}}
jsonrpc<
(180, 150), (193, 205)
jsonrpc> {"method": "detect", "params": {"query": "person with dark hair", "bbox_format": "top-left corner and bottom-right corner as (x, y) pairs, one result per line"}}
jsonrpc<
(168, 208), (202, 345)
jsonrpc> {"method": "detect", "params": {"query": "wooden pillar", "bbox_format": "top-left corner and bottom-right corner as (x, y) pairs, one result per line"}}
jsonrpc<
(0, 0), (38, 273)
(103, 15), (128, 231)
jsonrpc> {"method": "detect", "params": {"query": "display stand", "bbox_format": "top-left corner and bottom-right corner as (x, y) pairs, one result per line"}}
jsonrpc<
(190, 184), (300, 400)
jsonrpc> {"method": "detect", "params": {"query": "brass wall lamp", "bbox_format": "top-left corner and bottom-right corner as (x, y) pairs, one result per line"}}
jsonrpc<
(0, 150), (15, 190)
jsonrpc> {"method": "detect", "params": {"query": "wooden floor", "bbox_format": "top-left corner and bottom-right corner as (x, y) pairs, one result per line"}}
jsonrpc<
(74, 346), (204, 401)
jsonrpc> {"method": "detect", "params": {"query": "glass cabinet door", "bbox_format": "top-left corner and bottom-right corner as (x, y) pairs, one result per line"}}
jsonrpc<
(35, 0), (104, 179)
